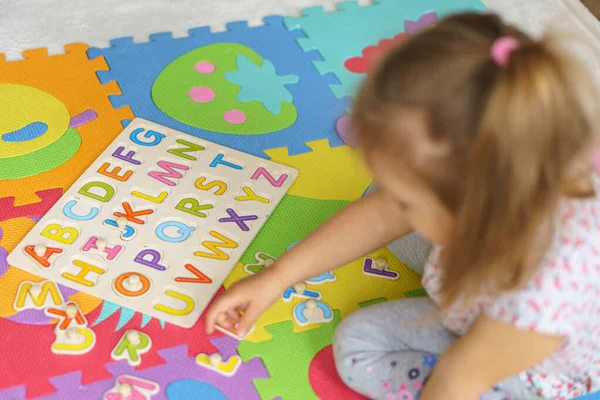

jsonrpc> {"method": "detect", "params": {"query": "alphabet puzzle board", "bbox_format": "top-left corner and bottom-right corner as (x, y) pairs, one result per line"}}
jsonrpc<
(0, 1), (495, 400)
(7, 118), (297, 328)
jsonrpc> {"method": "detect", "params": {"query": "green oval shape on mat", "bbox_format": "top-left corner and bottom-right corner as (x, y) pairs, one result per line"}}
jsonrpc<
(0, 128), (81, 180)
(152, 43), (297, 135)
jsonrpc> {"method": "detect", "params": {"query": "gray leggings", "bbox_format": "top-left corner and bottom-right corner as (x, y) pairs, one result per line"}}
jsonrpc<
(332, 235), (540, 400)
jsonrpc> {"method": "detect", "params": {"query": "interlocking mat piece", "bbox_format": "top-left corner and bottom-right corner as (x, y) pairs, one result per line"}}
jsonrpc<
(237, 310), (341, 400)
(33, 337), (268, 400)
(284, 0), (486, 99)
(87, 16), (351, 158)
(264, 139), (373, 201)
(0, 47), (149, 398)
(0, 44), (132, 207)
(0, 43), (134, 331)
(0, 288), (227, 398)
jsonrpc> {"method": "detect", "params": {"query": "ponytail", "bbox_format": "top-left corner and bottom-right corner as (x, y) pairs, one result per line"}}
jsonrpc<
(440, 36), (598, 306)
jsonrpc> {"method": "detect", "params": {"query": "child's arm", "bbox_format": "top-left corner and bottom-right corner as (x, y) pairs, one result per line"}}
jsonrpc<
(419, 315), (562, 400)
(206, 190), (412, 335)
(267, 189), (412, 287)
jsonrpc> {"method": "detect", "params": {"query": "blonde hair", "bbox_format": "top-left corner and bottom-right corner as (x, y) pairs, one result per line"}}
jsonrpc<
(353, 12), (599, 307)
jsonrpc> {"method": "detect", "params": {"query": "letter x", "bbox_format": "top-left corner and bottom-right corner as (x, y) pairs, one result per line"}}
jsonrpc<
(218, 208), (258, 231)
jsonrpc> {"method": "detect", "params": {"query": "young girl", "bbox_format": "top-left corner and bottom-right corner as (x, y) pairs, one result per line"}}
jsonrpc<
(207, 12), (600, 400)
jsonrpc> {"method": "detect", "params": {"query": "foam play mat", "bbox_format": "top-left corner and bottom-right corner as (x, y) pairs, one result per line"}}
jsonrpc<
(0, 1), (485, 399)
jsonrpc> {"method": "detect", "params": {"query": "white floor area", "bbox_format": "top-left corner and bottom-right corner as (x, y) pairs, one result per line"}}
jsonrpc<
(0, 1), (597, 51)
(1, 0), (599, 80)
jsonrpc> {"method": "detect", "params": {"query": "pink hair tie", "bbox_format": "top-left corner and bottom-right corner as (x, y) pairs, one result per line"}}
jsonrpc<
(491, 36), (520, 67)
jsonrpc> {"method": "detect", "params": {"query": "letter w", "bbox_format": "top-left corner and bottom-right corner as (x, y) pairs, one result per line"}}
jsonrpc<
(194, 231), (238, 260)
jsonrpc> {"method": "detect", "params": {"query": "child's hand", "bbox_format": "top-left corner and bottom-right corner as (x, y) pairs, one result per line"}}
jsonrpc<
(205, 269), (283, 338)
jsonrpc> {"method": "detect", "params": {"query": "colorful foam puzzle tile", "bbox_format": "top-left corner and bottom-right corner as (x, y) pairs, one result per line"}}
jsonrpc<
(7, 118), (297, 328)
(264, 139), (372, 201)
(0, 44), (133, 325)
(27, 337), (268, 400)
(284, 0), (486, 99)
(0, 290), (225, 398)
(237, 310), (341, 400)
(87, 16), (351, 158)
(0, 44), (133, 208)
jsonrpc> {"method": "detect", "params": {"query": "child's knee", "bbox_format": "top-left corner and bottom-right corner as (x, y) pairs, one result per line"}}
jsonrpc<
(332, 306), (388, 366)
(332, 318), (353, 373)
(332, 316), (378, 395)
(332, 334), (372, 397)
(332, 318), (362, 379)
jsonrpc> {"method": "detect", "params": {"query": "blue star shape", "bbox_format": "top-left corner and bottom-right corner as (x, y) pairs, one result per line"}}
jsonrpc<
(422, 354), (438, 368)
(224, 54), (299, 116)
